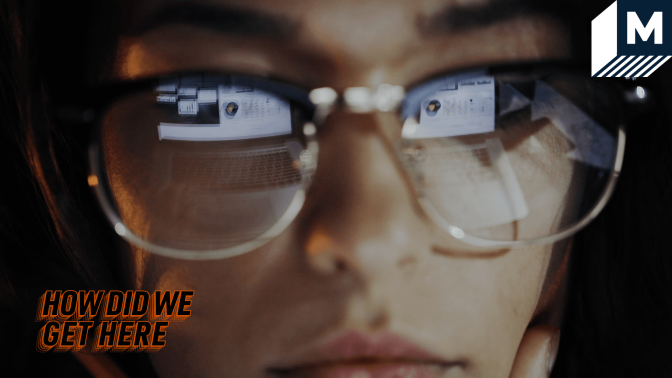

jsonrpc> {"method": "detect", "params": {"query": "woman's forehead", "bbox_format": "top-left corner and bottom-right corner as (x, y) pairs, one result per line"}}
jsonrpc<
(130, 0), (491, 20)
(110, 0), (571, 87)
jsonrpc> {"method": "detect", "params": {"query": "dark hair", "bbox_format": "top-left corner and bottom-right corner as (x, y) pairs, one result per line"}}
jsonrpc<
(1, 1), (671, 377)
(554, 66), (672, 377)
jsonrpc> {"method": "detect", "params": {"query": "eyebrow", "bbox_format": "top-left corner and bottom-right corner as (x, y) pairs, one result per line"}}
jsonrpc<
(127, 0), (559, 42)
(419, 0), (559, 35)
(125, 4), (300, 40)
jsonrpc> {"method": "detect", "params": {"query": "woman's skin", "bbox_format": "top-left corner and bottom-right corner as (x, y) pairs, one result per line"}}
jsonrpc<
(93, 0), (574, 377)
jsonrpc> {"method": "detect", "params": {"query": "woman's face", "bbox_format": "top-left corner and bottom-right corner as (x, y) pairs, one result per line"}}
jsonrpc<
(102, 0), (572, 377)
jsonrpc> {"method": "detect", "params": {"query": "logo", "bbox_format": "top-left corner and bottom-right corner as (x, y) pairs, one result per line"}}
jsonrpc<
(35, 290), (194, 353)
(592, 0), (672, 77)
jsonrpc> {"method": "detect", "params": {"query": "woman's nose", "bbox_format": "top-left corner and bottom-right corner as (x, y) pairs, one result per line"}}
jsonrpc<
(298, 112), (433, 277)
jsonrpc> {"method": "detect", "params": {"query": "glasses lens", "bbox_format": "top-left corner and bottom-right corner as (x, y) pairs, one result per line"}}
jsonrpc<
(400, 70), (622, 242)
(96, 75), (315, 253)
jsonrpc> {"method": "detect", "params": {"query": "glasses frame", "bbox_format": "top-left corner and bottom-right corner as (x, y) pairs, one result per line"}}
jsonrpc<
(59, 61), (648, 259)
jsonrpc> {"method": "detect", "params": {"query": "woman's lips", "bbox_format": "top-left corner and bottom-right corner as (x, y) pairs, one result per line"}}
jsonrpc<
(317, 330), (443, 361)
(269, 330), (463, 378)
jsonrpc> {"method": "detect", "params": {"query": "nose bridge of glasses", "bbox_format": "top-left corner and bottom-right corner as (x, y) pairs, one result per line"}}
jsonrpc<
(309, 85), (405, 120)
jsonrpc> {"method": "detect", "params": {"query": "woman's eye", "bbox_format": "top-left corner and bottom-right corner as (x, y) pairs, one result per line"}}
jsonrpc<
(411, 75), (496, 139)
(152, 74), (296, 142)
(97, 73), (314, 252)
(403, 70), (618, 146)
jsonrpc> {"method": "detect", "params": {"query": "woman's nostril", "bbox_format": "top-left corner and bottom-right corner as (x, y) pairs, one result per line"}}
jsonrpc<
(305, 229), (353, 275)
(335, 260), (348, 272)
(306, 247), (360, 276)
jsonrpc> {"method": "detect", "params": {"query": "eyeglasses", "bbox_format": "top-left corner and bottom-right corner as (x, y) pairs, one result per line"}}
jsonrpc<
(73, 62), (646, 260)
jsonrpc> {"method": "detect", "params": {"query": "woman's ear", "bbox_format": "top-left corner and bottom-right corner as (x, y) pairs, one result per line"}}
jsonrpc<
(509, 325), (561, 378)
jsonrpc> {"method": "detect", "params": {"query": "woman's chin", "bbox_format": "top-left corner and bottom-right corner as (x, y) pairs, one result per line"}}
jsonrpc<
(270, 362), (458, 378)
